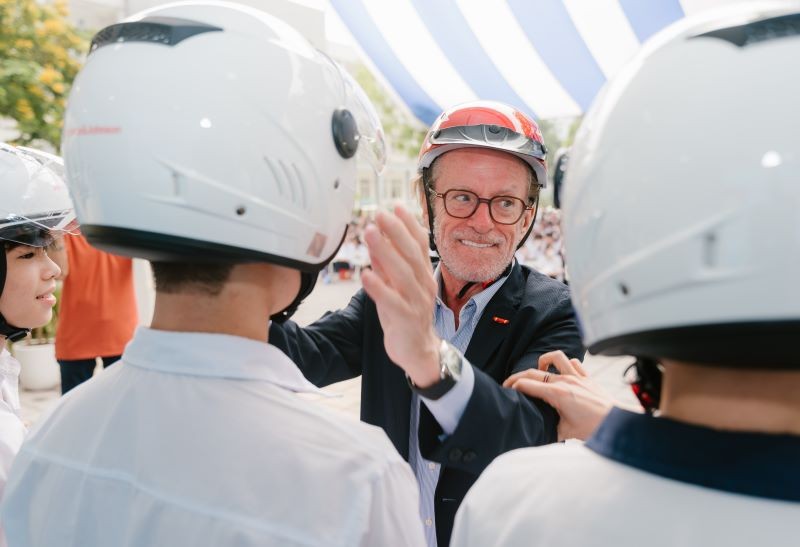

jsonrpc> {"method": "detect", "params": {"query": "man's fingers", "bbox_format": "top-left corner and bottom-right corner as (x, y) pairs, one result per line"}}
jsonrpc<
(361, 269), (407, 317)
(510, 378), (557, 407)
(363, 228), (392, 287)
(367, 216), (437, 298)
(374, 210), (430, 281)
(394, 205), (430, 261)
(363, 224), (417, 291)
(538, 351), (581, 376)
(570, 359), (588, 377)
(503, 368), (548, 388)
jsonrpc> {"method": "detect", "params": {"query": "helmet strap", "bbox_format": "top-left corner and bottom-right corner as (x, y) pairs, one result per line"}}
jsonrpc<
(454, 261), (513, 300)
(269, 270), (317, 324)
(421, 167), (438, 253)
(516, 194), (539, 250)
(0, 316), (30, 343)
(626, 357), (663, 414)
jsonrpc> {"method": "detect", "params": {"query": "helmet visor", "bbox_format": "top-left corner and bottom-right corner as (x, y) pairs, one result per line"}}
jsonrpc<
(337, 63), (387, 175)
(428, 124), (546, 160)
(0, 212), (78, 248)
(0, 144), (78, 246)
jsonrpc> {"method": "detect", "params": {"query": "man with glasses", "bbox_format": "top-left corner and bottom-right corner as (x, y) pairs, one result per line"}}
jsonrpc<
(271, 101), (583, 547)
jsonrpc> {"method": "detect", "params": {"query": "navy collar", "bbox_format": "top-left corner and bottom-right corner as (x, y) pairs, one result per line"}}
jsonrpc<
(586, 408), (800, 502)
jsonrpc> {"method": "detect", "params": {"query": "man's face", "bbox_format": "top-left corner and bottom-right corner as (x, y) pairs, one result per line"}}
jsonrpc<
(424, 148), (534, 283)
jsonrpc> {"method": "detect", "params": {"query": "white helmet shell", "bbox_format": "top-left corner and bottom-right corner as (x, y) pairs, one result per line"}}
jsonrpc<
(563, 4), (800, 366)
(63, 1), (385, 270)
(0, 143), (76, 247)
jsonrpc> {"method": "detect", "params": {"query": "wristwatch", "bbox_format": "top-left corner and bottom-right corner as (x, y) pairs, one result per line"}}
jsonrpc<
(407, 339), (463, 400)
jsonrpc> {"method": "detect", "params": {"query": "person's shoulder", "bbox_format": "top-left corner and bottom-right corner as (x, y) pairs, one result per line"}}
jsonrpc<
(486, 441), (592, 480)
(519, 263), (567, 289)
(253, 387), (409, 482)
(291, 401), (405, 467)
(467, 442), (612, 506)
(516, 263), (572, 306)
(455, 443), (599, 544)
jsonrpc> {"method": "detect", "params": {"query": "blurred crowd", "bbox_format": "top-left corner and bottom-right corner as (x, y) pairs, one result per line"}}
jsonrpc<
(515, 206), (564, 282)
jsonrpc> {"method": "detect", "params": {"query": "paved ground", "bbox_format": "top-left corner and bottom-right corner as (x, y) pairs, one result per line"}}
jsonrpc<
(21, 277), (638, 427)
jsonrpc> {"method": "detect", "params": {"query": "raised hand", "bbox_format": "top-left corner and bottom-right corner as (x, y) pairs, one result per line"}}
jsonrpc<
(361, 206), (442, 387)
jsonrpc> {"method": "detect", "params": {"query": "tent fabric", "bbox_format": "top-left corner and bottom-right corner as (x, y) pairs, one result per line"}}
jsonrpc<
(330, 0), (699, 123)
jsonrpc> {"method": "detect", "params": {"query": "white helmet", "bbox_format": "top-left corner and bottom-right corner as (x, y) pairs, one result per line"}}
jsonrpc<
(563, 4), (800, 368)
(0, 143), (77, 340)
(63, 1), (384, 275)
(0, 143), (76, 248)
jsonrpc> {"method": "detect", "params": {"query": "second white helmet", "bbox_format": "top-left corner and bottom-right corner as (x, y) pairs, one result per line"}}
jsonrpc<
(563, 4), (800, 367)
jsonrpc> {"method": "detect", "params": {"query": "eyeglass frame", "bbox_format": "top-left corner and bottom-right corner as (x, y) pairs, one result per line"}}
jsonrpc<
(429, 188), (535, 225)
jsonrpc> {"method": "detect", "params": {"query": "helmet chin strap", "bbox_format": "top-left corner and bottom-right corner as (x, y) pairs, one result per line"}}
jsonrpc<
(454, 261), (513, 300)
(269, 270), (317, 324)
(421, 167), (439, 253)
(517, 197), (539, 250)
(0, 317), (30, 343)
(0, 253), (31, 343)
(626, 358), (663, 414)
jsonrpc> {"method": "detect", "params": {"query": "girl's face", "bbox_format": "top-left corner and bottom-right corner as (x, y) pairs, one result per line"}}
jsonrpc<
(0, 245), (61, 329)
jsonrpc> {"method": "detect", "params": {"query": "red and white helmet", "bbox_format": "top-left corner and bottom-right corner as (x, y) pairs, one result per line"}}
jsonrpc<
(418, 101), (548, 191)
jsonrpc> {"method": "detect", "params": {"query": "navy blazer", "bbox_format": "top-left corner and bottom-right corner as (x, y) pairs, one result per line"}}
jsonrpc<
(270, 262), (584, 546)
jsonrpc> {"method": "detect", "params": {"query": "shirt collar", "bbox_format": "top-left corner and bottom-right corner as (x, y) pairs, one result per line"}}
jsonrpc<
(433, 260), (513, 320)
(586, 408), (800, 502)
(123, 327), (329, 396)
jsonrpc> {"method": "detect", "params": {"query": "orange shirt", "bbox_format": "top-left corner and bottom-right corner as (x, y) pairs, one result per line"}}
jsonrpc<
(55, 234), (138, 360)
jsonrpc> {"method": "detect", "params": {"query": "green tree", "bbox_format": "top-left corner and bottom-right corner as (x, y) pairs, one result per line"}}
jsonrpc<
(0, 0), (87, 148)
(352, 63), (427, 159)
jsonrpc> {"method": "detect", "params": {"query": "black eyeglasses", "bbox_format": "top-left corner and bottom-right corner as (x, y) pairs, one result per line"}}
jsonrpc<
(431, 189), (533, 225)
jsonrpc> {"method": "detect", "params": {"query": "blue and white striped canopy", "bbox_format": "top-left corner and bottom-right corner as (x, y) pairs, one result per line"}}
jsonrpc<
(329, 0), (722, 124)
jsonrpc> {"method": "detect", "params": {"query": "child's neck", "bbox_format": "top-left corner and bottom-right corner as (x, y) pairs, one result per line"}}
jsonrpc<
(660, 361), (800, 435)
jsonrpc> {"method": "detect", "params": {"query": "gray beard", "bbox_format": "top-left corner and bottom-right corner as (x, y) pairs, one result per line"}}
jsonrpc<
(433, 215), (514, 283)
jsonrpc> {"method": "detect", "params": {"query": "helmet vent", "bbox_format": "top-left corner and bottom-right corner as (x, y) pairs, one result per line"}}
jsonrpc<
(279, 161), (297, 205)
(171, 170), (183, 196)
(292, 164), (307, 209)
(90, 17), (222, 55)
(703, 233), (718, 268)
(695, 13), (800, 47)
(263, 156), (284, 197)
(261, 158), (308, 210)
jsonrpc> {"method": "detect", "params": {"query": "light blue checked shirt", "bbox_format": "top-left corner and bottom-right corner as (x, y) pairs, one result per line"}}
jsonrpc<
(409, 264), (511, 547)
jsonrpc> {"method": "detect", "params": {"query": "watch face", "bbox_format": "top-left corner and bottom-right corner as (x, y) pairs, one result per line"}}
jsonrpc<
(440, 340), (462, 380)
(406, 340), (464, 401)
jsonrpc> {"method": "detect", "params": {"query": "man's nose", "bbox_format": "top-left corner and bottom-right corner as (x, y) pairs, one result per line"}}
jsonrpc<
(467, 201), (494, 232)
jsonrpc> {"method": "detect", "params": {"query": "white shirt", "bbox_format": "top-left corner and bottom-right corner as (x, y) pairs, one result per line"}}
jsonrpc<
(2, 328), (425, 547)
(0, 349), (26, 547)
(453, 409), (800, 546)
